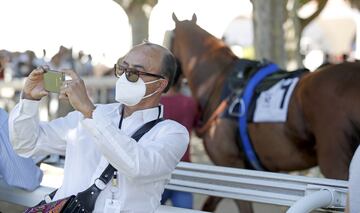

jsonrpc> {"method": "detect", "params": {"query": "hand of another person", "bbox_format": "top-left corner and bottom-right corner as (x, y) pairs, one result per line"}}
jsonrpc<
(59, 69), (95, 118)
(22, 67), (49, 100)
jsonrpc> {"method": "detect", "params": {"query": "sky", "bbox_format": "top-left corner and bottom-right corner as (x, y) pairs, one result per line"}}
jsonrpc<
(0, 0), (131, 66)
(149, 0), (252, 44)
(0, 0), (358, 68)
(0, 0), (252, 66)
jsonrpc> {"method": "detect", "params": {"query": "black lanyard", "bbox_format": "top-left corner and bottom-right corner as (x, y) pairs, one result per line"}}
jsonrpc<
(118, 107), (125, 129)
(118, 105), (162, 130)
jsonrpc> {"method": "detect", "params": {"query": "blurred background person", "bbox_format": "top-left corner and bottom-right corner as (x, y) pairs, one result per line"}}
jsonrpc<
(0, 52), (6, 80)
(74, 51), (93, 77)
(0, 108), (43, 191)
(160, 64), (198, 209)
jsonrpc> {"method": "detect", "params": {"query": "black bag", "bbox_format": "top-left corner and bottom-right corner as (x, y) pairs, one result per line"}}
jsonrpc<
(24, 118), (163, 213)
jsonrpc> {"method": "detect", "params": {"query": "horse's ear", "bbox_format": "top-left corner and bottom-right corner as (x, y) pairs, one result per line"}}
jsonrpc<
(191, 13), (197, 24)
(172, 12), (179, 23)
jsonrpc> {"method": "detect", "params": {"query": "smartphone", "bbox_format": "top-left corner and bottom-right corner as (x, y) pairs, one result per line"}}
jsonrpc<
(43, 70), (65, 93)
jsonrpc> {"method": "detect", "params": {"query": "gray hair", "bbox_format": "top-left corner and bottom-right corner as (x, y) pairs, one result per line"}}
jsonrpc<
(142, 41), (177, 93)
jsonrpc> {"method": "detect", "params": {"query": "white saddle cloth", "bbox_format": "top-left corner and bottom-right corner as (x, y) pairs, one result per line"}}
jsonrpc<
(253, 77), (299, 122)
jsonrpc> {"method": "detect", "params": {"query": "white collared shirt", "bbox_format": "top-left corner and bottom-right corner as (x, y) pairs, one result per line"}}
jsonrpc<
(9, 99), (189, 213)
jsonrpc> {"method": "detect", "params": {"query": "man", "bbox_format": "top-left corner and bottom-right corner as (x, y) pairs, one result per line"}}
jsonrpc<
(0, 108), (42, 191)
(9, 42), (189, 212)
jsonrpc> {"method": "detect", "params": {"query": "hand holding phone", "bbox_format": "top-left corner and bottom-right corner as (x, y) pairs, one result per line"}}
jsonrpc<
(58, 69), (95, 118)
(22, 67), (49, 100)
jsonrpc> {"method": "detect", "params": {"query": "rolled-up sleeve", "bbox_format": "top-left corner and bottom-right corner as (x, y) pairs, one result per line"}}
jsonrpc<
(9, 99), (78, 157)
(81, 108), (189, 183)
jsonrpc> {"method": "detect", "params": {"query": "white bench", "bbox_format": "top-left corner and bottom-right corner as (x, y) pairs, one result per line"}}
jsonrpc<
(0, 178), (209, 213)
(0, 162), (348, 213)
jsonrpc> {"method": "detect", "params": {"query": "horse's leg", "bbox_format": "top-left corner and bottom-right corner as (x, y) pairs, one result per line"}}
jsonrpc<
(234, 200), (253, 213)
(315, 123), (357, 180)
(300, 92), (357, 179)
(305, 100), (358, 179)
(202, 196), (222, 211)
(298, 64), (360, 180)
(202, 118), (253, 213)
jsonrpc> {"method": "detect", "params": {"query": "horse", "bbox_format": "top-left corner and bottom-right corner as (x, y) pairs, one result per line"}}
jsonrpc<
(169, 13), (360, 213)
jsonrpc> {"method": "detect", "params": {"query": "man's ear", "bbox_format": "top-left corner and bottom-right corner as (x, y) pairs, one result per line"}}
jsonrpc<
(160, 79), (169, 93)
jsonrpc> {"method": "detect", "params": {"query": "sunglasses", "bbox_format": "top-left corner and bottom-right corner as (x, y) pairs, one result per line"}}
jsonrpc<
(114, 63), (165, 83)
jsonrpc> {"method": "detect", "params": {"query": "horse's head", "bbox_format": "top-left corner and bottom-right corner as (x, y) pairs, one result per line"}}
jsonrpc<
(166, 13), (241, 115)
(168, 13), (237, 80)
(169, 13), (199, 61)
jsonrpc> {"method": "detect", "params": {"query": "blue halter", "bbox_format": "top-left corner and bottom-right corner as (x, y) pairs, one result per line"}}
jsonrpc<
(238, 63), (279, 171)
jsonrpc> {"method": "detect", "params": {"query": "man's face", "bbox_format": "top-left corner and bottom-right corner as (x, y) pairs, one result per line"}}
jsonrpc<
(119, 45), (166, 95)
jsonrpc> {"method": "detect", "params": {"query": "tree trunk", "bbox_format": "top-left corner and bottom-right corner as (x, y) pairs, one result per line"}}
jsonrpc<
(285, 0), (303, 69)
(252, 0), (287, 68)
(127, 3), (149, 46)
(113, 0), (158, 47)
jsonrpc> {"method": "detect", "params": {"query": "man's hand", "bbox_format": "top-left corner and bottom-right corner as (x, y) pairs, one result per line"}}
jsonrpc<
(22, 67), (49, 100)
(59, 70), (95, 118)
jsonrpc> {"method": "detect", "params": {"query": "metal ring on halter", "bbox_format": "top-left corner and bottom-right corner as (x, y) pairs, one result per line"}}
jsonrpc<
(228, 97), (246, 117)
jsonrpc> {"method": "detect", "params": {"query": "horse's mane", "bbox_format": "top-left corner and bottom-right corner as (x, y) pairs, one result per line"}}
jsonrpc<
(176, 20), (237, 61)
(173, 20), (239, 116)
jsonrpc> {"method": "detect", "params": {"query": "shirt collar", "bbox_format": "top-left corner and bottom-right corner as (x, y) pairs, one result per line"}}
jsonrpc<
(119, 104), (164, 124)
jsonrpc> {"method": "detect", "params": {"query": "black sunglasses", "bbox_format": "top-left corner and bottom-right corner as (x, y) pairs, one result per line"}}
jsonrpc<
(114, 64), (165, 83)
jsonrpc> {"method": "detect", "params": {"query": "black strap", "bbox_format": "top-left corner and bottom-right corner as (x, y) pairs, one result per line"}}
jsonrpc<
(118, 106), (125, 129)
(99, 117), (164, 184)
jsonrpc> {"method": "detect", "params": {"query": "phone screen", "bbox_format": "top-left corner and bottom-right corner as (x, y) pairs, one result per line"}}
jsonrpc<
(43, 70), (65, 93)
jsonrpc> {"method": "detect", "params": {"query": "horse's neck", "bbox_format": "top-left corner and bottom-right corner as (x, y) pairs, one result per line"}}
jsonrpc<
(184, 48), (237, 120)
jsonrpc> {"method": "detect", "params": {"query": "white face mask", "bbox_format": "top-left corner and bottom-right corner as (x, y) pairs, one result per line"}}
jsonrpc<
(115, 74), (161, 106)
